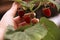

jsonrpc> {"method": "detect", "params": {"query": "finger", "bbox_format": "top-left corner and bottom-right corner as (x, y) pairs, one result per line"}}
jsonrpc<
(18, 21), (27, 26)
(10, 2), (22, 17)
(14, 16), (21, 24)
(5, 2), (18, 18)
(14, 21), (28, 30)
(17, 21), (28, 29)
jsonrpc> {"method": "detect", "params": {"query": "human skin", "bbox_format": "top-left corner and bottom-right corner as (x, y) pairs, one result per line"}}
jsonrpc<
(0, 2), (19, 40)
(0, 2), (39, 40)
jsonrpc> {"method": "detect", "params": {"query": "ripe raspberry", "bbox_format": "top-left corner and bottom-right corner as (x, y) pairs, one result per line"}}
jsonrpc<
(18, 10), (25, 18)
(23, 14), (31, 24)
(42, 8), (51, 17)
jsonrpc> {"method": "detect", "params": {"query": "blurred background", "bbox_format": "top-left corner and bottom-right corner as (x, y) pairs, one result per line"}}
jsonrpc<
(0, 0), (13, 20)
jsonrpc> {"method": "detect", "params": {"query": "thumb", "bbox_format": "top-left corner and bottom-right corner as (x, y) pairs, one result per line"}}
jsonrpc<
(5, 2), (18, 17)
(0, 2), (19, 27)
(0, 2), (19, 39)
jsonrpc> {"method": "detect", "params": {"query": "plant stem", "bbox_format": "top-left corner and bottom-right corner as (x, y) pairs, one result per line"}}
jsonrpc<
(33, 2), (41, 12)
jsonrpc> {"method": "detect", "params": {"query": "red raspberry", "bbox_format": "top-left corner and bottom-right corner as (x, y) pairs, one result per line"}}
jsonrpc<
(23, 14), (31, 24)
(42, 8), (51, 17)
(18, 10), (25, 18)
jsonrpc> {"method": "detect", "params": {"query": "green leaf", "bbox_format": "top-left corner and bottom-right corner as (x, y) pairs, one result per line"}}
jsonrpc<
(6, 25), (15, 31)
(25, 24), (47, 40)
(4, 23), (47, 40)
(40, 17), (60, 40)
(17, 23), (33, 31)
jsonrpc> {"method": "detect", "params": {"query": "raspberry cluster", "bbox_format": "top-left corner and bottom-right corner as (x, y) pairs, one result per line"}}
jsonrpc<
(35, 2), (58, 18)
(18, 9), (39, 25)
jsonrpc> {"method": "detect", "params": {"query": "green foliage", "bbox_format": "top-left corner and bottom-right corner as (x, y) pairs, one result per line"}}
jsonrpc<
(11, 0), (60, 11)
(40, 17), (60, 40)
(13, 0), (49, 11)
(4, 17), (60, 40)
(4, 23), (47, 40)
(12, 0), (60, 12)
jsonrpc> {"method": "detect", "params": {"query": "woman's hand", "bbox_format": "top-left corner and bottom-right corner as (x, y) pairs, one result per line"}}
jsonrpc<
(0, 2), (39, 40)
(0, 2), (20, 40)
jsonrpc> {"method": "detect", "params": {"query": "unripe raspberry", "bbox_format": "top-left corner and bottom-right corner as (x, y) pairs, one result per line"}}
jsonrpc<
(31, 18), (39, 24)
(26, 12), (36, 18)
